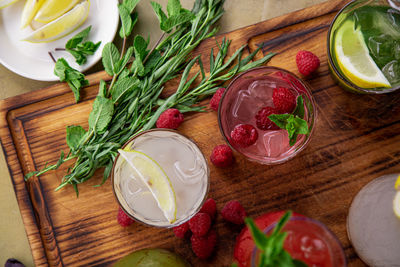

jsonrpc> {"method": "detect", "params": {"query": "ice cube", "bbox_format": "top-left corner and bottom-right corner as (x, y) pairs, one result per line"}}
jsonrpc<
(247, 80), (275, 101)
(232, 91), (256, 122)
(262, 130), (289, 158)
(368, 34), (395, 67)
(382, 59), (400, 85)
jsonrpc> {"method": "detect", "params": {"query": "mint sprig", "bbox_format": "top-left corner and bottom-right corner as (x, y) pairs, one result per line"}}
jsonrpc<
(268, 95), (309, 146)
(65, 26), (101, 65)
(245, 211), (308, 267)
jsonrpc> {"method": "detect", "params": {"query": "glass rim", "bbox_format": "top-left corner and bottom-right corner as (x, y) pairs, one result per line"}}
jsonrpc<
(217, 66), (317, 165)
(110, 128), (210, 228)
(326, 0), (400, 94)
(250, 215), (348, 266)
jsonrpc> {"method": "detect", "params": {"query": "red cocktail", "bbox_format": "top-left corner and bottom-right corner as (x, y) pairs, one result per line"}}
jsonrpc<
(234, 211), (347, 267)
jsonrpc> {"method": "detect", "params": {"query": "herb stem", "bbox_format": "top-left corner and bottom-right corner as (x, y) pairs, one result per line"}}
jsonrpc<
(143, 32), (165, 64)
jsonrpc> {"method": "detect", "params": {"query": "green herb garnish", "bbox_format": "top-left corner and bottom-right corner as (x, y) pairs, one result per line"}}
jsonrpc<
(54, 58), (89, 103)
(64, 26), (101, 65)
(25, 0), (275, 195)
(268, 96), (309, 146)
(245, 211), (308, 267)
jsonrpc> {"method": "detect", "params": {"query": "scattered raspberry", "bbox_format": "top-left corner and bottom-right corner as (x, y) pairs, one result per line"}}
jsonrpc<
(255, 106), (280, 130)
(191, 229), (217, 259)
(173, 222), (190, 238)
(117, 207), (134, 227)
(296, 50), (320, 76)
(156, 108), (184, 129)
(230, 124), (258, 147)
(189, 213), (212, 237)
(210, 144), (234, 168)
(272, 87), (296, 113)
(200, 198), (217, 221)
(209, 87), (226, 111)
(221, 200), (247, 225)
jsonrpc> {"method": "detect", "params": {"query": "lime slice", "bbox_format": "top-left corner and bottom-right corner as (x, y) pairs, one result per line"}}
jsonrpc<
(0, 0), (19, 9)
(34, 0), (80, 23)
(20, 0), (46, 28)
(394, 191), (400, 219)
(334, 19), (391, 89)
(118, 149), (177, 224)
(22, 0), (89, 43)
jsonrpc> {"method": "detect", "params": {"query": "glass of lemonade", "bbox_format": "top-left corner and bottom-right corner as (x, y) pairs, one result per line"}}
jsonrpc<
(250, 216), (347, 267)
(328, 0), (400, 93)
(112, 129), (209, 228)
(218, 66), (316, 165)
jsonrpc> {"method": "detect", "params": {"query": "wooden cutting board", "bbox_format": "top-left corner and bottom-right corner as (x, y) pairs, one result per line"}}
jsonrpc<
(1, 0), (399, 266)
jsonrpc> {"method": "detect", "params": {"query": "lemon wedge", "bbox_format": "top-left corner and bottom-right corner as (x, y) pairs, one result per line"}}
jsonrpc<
(118, 149), (177, 224)
(21, 0), (46, 28)
(22, 0), (89, 43)
(334, 19), (391, 89)
(0, 0), (19, 9)
(34, 0), (80, 23)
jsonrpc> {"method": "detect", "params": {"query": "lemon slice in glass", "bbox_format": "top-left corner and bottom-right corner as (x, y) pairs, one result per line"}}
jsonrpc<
(334, 19), (391, 89)
(0, 0), (19, 9)
(20, 0), (46, 28)
(34, 0), (80, 23)
(118, 149), (177, 224)
(22, 0), (90, 43)
(394, 175), (400, 219)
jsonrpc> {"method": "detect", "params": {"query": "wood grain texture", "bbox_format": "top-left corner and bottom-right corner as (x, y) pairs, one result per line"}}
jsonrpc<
(1, 0), (399, 266)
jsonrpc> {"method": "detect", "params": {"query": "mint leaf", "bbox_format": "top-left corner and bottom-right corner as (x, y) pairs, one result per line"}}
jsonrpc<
(122, 0), (140, 13)
(102, 43), (120, 75)
(54, 58), (88, 103)
(98, 80), (107, 98)
(151, 1), (168, 25)
(161, 10), (194, 32)
(167, 0), (181, 17)
(88, 96), (114, 133)
(268, 114), (291, 129)
(245, 218), (269, 249)
(117, 46), (134, 75)
(65, 26), (101, 65)
(293, 95), (305, 119)
(111, 76), (140, 103)
(66, 125), (86, 151)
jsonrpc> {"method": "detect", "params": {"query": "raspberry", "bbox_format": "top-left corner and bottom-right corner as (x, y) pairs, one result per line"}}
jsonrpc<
(199, 198), (217, 221)
(173, 222), (190, 238)
(296, 50), (320, 76)
(209, 87), (226, 111)
(255, 106), (280, 130)
(156, 108), (184, 129)
(117, 207), (134, 227)
(191, 229), (217, 259)
(221, 200), (247, 225)
(230, 124), (258, 147)
(272, 87), (296, 113)
(189, 212), (212, 237)
(210, 144), (234, 168)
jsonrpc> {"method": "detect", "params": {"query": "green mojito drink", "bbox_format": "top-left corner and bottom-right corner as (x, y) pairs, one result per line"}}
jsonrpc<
(328, 0), (400, 93)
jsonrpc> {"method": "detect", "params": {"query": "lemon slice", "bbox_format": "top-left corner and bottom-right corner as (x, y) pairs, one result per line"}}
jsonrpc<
(118, 149), (177, 224)
(395, 174), (400, 190)
(20, 0), (46, 28)
(334, 19), (391, 89)
(34, 0), (80, 23)
(394, 192), (400, 219)
(22, 0), (89, 43)
(0, 0), (19, 9)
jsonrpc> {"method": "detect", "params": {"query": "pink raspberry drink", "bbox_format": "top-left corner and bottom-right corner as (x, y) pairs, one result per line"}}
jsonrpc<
(218, 66), (316, 164)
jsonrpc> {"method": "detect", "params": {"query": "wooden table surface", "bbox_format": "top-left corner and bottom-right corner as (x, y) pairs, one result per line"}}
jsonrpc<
(1, 0), (399, 266)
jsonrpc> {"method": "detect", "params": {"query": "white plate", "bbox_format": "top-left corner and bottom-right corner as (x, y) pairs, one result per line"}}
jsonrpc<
(0, 0), (119, 81)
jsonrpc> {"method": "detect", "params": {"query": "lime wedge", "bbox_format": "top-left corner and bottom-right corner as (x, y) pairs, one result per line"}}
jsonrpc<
(334, 19), (391, 89)
(118, 149), (177, 224)
(34, 0), (80, 23)
(20, 0), (46, 28)
(22, 0), (89, 43)
(0, 0), (19, 9)
(394, 192), (400, 219)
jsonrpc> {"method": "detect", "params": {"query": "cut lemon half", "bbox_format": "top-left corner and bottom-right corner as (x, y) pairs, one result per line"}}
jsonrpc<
(20, 0), (46, 28)
(334, 19), (391, 89)
(34, 0), (80, 23)
(118, 149), (177, 224)
(0, 0), (19, 9)
(22, 0), (89, 43)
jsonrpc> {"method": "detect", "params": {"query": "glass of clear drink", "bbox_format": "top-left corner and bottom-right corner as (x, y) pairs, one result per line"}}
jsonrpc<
(112, 129), (209, 228)
(327, 0), (400, 93)
(218, 66), (316, 165)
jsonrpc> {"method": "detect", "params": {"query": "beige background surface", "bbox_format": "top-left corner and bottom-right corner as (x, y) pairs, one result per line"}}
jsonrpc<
(0, 0), (327, 265)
